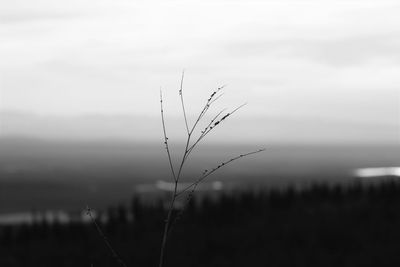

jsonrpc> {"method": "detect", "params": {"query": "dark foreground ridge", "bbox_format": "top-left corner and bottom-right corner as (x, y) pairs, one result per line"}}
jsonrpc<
(2, 180), (400, 267)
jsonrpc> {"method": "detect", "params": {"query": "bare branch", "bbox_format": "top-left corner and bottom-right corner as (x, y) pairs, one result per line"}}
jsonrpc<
(176, 149), (266, 197)
(158, 75), (263, 267)
(208, 91), (224, 106)
(185, 108), (227, 158)
(188, 86), (225, 137)
(203, 102), (247, 135)
(160, 89), (177, 182)
(159, 183), (177, 267)
(167, 183), (198, 236)
(179, 71), (190, 135)
(230, 102), (247, 115)
(185, 103), (246, 158)
(86, 206), (128, 267)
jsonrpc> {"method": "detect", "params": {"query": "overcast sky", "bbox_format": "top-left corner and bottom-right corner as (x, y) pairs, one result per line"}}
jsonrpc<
(0, 0), (399, 144)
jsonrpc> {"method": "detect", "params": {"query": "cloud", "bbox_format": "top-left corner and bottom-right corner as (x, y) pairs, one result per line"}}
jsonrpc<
(0, 11), (80, 24)
(220, 33), (400, 67)
(0, 0), (399, 133)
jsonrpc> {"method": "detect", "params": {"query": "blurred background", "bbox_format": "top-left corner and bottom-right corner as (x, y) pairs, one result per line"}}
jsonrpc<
(1, 0), (399, 215)
(0, 0), (399, 266)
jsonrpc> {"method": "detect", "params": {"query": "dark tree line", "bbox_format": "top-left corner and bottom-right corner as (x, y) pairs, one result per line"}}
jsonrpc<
(2, 180), (400, 266)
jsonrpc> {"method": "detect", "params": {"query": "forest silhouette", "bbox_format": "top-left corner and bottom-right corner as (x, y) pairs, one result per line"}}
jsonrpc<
(1, 180), (400, 266)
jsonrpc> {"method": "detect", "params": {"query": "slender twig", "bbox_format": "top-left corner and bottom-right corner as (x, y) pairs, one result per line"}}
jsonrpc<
(86, 206), (128, 267)
(176, 149), (265, 197)
(167, 183), (198, 236)
(159, 87), (191, 267)
(189, 86), (225, 137)
(160, 89), (177, 182)
(185, 103), (247, 158)
(169, 149), (264, 234)
(185, 108), (227, 158)
(209, 91), (225, 106)
(159, 187), (177, 267)
(158, 74), (264, 267)
(179, 71), (190, 135)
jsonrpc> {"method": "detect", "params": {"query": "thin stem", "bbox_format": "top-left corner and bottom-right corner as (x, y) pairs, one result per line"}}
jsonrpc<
(160, 89), (177, 182)
(230, 102), (247, 114)
(159, 180), (178, 267)
(170, 148), (265, 234)
(188, 86), (225, 137)
(179, 71), (190, 135)
(176, 149), (265, 197)
(158, 75), (262, 267)
(185, 108), (226, 158)
(159, 83), (192, 267)
(160, 136), (191, 267)
(208, 92), (224, 106)
(176, 138), (190, 182)
(167, 183), (198, 236)
(86, 206), (128, 267)
(185, 103), (246, 158)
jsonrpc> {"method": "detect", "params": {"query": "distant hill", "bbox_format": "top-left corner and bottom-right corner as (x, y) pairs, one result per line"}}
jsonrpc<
(0, 137), (399, 213)
(1, 110), (398, 144)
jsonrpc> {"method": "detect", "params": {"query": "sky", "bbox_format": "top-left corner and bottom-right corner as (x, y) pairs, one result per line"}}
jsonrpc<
(0, 0), (399, 144)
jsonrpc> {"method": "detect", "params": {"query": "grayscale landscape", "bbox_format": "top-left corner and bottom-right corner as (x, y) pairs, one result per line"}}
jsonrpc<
(0, 0), (399, 266)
